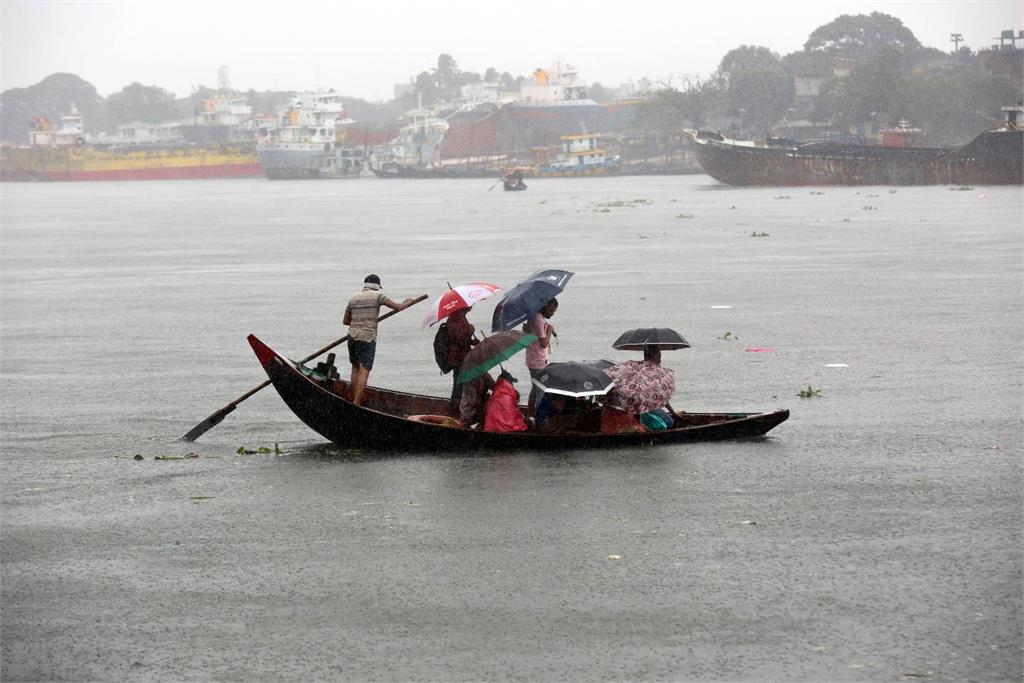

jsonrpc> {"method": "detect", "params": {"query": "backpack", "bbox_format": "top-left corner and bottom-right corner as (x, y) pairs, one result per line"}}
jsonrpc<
(433, 322), (453, 374)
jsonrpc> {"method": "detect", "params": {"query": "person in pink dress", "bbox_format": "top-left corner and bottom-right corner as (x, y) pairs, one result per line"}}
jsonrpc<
(523, 298), (558, 416)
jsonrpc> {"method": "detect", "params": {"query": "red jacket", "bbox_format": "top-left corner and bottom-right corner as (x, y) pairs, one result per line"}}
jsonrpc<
(483, 378), (528, 433)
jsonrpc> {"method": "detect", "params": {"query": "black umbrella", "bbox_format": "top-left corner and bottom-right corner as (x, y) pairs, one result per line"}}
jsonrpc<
(491, 269), (574, 332)
(612, 328), (691, 351)
(531, 361), (614, 398)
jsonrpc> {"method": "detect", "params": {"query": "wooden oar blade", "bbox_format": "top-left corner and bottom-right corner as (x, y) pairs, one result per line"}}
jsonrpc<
(182, 405), (235, 441)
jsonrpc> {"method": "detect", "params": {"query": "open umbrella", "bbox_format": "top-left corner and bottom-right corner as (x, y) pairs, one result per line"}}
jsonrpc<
(532, 361), (615, 398)
(602, 361), (676, 414)
(491, 269), (574, 332)
(612, 328), (690, 351)
(456, 331), (538, 383)
(423, 282), (502, 328)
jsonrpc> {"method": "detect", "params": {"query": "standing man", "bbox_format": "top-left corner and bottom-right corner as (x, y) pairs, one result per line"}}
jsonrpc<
(523, 297), (558, 416)
(343, 274), (414, 406)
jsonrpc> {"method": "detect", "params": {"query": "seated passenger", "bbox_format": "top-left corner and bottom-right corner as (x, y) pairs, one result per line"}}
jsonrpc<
(459, 371), (495, 428)
(483, 371), (528, 433)
(535, 394), (600, 433)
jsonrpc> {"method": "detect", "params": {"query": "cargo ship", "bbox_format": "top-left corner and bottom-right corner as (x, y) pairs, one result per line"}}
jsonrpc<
(0, 106), (262, 182)
(685, 107), (1023, 186)
(257, 91), (372, 179)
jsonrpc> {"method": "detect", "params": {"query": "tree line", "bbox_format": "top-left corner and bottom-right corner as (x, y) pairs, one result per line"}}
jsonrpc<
(636, 12), (1020, 145)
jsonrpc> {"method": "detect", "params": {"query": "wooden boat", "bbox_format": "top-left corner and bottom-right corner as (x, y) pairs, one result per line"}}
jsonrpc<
(249, 335), (789, 451)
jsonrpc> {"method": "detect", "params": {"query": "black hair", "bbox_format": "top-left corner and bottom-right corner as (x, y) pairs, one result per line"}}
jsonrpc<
(364, 274), (381, 285)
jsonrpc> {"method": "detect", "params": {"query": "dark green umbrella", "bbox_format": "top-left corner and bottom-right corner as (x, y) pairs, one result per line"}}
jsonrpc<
(456, 331), (538, 383)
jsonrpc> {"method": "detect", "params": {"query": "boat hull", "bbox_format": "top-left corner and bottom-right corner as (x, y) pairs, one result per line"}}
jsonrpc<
(0, 144), (263, 182)
(249, 334), (789, 451)
(686, 130), (1023, 186)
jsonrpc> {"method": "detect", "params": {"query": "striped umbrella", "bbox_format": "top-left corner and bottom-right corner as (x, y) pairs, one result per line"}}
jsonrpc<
(456, 331), (538, 383)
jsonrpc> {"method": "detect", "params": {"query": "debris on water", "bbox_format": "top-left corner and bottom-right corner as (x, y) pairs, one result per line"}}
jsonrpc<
(950, 186), (973, 191)
(133, 454), (143, 461)
(889, 189), (898, 193)
(236, 444), (283, 455)
(798, 385), (823, 398)
(750, 231), (770, 237)
(639, 234), (649, 239)
(710, 305), (732, 309)
(809, 190), (825, 195)
(676, 213), (694, 219)
(189, 496), (215, 501)
(824, 363), (848, 368)
(744, 347), (774, 352)
(739, 520), (757, 525)
(842, 218), (851, 222)
(862, 205), (878, 210)
(607, 554), (623, 560)
(717, 331), (738, 341)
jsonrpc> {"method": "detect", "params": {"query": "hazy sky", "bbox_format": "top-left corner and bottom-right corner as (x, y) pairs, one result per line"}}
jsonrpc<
(2, 0), (1021, 101)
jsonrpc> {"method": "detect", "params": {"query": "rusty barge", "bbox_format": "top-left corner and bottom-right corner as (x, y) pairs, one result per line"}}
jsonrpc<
(685, 111), (1023, 186)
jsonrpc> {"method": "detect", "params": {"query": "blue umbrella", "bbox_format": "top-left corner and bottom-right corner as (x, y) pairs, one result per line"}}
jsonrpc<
(491, 269), (574, 332)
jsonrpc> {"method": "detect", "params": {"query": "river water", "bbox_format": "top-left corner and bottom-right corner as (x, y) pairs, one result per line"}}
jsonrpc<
(1, 175), (1021, 681)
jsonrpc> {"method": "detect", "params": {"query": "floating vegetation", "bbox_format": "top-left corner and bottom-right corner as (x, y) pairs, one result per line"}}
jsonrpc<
(717, 331), (738, 341)
(950, 186), (974, 191)
(798, 385), (823, 398)
(189, 496), (215, 501)
(676, 213), (695, 219)
(236, 444), (283, 455)
(750, 231), (770, 237)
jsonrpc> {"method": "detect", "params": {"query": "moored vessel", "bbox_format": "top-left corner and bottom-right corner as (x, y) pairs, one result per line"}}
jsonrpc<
(685, 107), (1023, 186)
(0, 106), (262, 182)
(257, 91), (369, 180)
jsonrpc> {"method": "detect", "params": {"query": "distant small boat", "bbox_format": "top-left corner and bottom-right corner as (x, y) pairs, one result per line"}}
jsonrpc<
(685, 108), (1023, 186)
(248, 334), (789, 451)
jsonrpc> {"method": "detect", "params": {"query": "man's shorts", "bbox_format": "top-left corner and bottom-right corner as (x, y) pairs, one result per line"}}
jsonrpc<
(347, 339), (377, 370)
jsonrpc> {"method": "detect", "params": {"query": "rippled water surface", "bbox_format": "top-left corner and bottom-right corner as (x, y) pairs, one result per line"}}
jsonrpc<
(2, 176), (1021, 680)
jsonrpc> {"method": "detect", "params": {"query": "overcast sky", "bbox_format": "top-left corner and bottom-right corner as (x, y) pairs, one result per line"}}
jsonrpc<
(1, 0), (1021, 101)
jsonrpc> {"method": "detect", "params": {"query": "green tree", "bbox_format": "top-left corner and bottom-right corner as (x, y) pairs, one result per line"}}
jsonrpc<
(804, 12), (921, 64)
(811, 52), (909, 128)
(636, 77), (722, 131)
(105, 82), (177, 132)
(717, 46), (794, 134)
(0, 73), (103, 143)
(906, 69), (1019, 144)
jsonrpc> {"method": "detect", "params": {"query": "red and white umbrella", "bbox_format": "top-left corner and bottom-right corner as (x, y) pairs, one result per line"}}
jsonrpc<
(423, 282), (502, 328)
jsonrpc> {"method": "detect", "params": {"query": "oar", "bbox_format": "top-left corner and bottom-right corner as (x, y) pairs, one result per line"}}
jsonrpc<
(182, 294), (428, 441)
